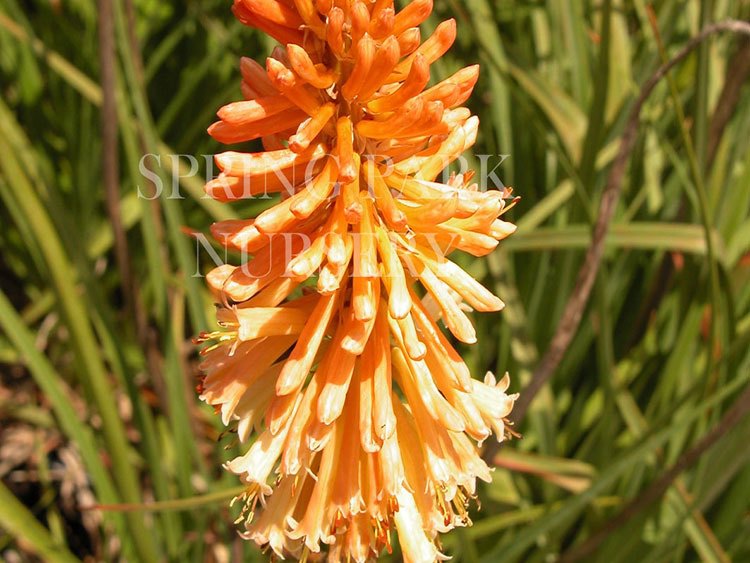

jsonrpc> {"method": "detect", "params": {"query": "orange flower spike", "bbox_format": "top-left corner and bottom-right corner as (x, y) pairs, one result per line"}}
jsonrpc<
(418, 18), (458, 62)
(240, 81), (262, 101)
(203, 335), (297, 407)
(419, 65), (480, 109)
(437, 223), (500, 256)
(442, 386), (490, 443)
(491, 218), (519, 240)
(409, 296), (473, 392)
(197, 1), (523, 559)
(204, 263), (235, 297)
(347, 512), (376, 562)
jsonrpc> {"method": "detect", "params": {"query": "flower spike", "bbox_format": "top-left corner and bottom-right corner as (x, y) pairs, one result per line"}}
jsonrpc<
(197, 0), (519, 560)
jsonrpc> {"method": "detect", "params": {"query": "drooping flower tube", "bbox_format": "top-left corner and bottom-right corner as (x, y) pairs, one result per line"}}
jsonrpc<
(195, 0), (519, 560)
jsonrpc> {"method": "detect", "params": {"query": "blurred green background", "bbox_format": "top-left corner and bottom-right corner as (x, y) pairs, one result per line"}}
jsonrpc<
(2, 0), (750, 561)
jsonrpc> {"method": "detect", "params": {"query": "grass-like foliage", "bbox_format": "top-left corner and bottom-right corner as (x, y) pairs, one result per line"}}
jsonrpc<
(1, 0), (750, 561)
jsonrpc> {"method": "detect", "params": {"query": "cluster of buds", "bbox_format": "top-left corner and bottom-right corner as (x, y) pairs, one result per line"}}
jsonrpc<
(195, 0), (519, 560)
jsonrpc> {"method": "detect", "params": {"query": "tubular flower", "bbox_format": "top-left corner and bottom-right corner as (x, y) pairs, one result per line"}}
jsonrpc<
(196, 0), (519, 560)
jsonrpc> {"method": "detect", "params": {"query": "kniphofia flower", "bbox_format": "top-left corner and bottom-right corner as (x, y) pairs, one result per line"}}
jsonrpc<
(196, 0), (519, 560)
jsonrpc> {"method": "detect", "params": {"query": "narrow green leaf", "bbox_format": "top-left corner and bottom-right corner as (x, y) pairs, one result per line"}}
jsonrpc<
(0, 480), (80, 563)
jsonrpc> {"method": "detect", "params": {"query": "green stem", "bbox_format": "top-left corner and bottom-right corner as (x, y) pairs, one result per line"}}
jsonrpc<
(648, 14), (724, 387)
(92, 486), (247, 513)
